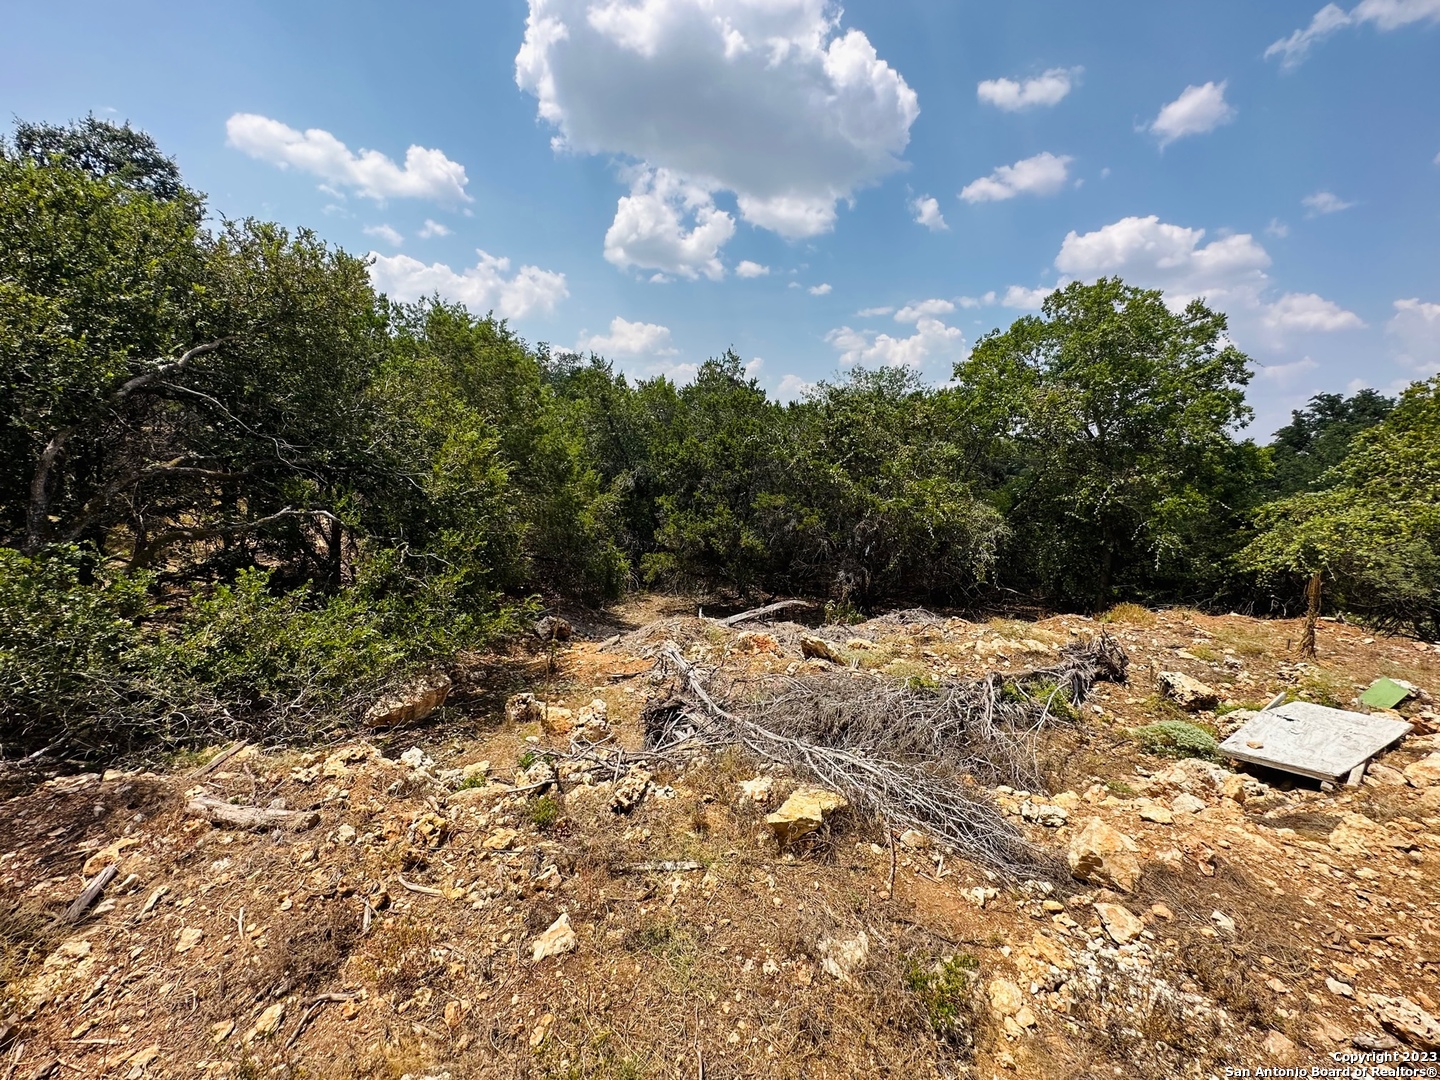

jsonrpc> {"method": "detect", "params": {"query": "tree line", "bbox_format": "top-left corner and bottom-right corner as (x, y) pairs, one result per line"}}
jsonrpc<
(2, 117), (1436, 758)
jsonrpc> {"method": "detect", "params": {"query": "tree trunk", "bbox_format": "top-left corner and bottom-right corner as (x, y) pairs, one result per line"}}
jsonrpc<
(23, 429), (71, 555)
(1299, 569), (1323, 659)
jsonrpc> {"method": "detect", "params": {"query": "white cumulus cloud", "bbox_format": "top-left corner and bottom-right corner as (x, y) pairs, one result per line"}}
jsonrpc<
(1388, 297), (1440, 373)
(826, 316), (964, 369)
(910, 195), (948, 232)
(1267, 0), (1440, 69)
(1262, 292), (1365, 332)
(603, 167), (736, 280)
(1256, 357), (1320, 383)
(418, 219), (452, 238)
(735, 260), (770, 278)
(368, 250), (568, 319)
(1302, 191), (1356, 216)
(809, 283), (832, 296)
(577, 316), (678, 356)
(515, 0), (919, 264)
(363, 224), (404, 247)
(895, 298), (954, 322)
(1148, 82), (1235, 147)
(226, 113), (471, 206)
(1054, 215), (1271, 307)
(1001, 285), (1051, 309)
(960, 151), (1072, 203)
(976, 67), (1081, 111)
(776, 373), (816, 401)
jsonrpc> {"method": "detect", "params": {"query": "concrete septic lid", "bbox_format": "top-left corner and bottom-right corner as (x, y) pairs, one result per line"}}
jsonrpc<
(1218, 701), (1413, 782)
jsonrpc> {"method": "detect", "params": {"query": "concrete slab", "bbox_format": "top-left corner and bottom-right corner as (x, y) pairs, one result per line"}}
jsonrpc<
(1218, 701), (1413, 782)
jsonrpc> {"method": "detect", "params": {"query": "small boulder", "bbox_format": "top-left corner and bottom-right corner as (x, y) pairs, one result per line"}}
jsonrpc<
(738, 776), (774, 805)
(505, 693), (545, 726)
(988, 978), (1024, 1019)
(364, 672), (451, 727)
(574, 699), (611, 743)
(816, 931), (870, 982)
(534, 616), (572, 642)
(541, 706), (574, 737)
(1261, 1030), (1296, 1061)
(246, 1002), (285, 1042)
(766, 786), (849, 844)
(532, 912), (577, 962)
(1067, 817), (1141, 893)
(1171, 793), (1207, 815)
(1404, 753), (1440, 788)
(610, 767), (652, 813)
(1371, 995), (1440, 1051)
(799, 636), (843, 664)
(1094, 902), (1143, 944)
(1138, 804), (1174, 824)
(1157, 671), (1220, 712)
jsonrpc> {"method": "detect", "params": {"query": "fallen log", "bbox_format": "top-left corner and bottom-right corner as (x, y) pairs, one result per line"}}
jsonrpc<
(717, 600), (811, 627)
(185, 796), (318, 832)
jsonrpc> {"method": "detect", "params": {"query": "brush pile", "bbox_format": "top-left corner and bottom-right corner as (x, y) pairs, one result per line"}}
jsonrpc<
(635, 634), (1128, 880)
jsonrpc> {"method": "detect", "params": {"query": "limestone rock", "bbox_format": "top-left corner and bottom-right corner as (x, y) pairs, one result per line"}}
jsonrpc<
(399, 747), (434, 771)
(532, 912), (577, 962)
(1371, 996), (1440, 1051)
(1019, 802), (1069, 827)
(540, 706), (574, 737)
(505, 693), (545, 727)
(1404, 753), (1440, 788)
(1138, 804), (1174, 824)
(988, 978), (1024, 1018)
(365, 672), (451, 727)
(481, 828), (519, 850)
(1364, 763), (1407, 786)
(574, 699), (611, 743)
(1157, 671), (1220, 711)
(81, 837), (140, 877)
(1067, 817), (1141, 892)
(734, 631), (780, 654)
(247, 1002), (285, 1042)
(1150, 758), (1230, 794)
(898, 829), (930, 850)
(534, 616), (572, 642)
(517, 758), (556, 790)
(738, 776), (774, 805)
(799, 636), (843, 663)
(175, 927), (204, 954)
(816, 931), (869, 981)
(610, 767), (652, 813)
(766, 786), (849, 844)
(1261, 1030), (1296, 1060)
(1094, 902), (1143, 944)
(1171, 793), (1207, 815)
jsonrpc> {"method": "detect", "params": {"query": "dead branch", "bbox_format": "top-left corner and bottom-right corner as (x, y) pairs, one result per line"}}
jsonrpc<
(642, 636), (1127, 881)
(62, 865), (117, 925)
(185, 796), (318, 832)
(717, 600), (812, 627)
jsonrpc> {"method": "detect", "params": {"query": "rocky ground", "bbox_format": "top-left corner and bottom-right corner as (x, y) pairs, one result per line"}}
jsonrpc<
(2, 599), (1439, 1080)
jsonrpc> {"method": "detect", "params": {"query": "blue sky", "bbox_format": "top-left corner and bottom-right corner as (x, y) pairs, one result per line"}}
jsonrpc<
(4, 0), (1439, 436)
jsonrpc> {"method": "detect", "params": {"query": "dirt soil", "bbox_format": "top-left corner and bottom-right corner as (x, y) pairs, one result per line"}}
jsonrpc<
(3, 600), (1439, 1080)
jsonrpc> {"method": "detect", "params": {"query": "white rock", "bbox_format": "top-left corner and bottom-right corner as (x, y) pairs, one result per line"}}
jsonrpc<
(532, 913), (577, 962)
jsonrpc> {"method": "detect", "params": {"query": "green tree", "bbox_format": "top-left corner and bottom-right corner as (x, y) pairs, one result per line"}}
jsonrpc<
(954, 278), (1262, 607)
(11, 114), (187, 202)
(1239, 376), (1440, 640)
(784, 368), (1005, 605)
(1264, 389), (1393, 497)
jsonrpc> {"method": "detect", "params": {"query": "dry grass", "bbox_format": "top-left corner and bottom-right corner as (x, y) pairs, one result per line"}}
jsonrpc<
(1098, 603), (1156, 627)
